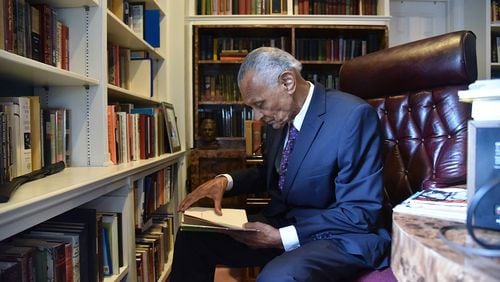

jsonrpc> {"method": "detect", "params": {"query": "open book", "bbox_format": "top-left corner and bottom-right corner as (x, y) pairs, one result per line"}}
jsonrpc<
(393, 186), (467, 222)
(181, 207), (258, 232)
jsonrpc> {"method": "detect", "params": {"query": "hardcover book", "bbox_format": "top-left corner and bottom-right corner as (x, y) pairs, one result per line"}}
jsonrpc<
(181, 207), (257, 232)
(144, 9), (160, 48)
(0, 244), (35, 282)
(0, 97), (32, 176)
(26, 223), (84, 282)
(0, 260), (22, 281)
(52, 208), (99, 282)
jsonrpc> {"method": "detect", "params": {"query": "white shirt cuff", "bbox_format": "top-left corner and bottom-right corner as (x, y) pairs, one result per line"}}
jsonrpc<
(279, 225), (300, 252)
(216, 174), (233, 191)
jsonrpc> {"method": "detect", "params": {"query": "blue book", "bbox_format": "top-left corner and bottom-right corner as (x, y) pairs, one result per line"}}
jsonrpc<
(131, 107), (155, 117)
(102, 228), (112, 275)
(144, 9), (160, 48)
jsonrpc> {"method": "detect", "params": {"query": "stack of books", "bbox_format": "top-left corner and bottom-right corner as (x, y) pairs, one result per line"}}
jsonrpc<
(393, 186), (467, 222)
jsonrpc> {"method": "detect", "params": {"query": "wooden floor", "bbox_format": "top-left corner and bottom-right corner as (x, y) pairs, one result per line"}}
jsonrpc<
(215, 266), (259, 282)
(215, 267), (242, 282)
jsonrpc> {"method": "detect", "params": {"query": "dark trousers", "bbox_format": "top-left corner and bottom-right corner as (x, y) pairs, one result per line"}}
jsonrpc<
(170, 229), (370, 282)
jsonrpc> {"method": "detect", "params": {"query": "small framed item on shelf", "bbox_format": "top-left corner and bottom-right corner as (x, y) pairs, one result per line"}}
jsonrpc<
(162, 102), (181, 153)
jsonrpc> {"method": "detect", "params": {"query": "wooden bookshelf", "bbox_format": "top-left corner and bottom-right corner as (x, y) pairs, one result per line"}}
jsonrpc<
(189, 24), (388, 193)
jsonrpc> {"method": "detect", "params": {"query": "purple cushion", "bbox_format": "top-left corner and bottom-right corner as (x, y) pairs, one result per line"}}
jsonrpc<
(353, 268), (397, 282)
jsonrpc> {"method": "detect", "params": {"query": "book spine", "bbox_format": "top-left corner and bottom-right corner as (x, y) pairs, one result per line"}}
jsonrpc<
(130, 3), (144, 39)
(4, 0), (14, 52)
(251, 120), (263, 155)
(0, 0), (5, 50)
(17, 97), (31, 175)
(29, 5), (41, 61)
(244, 119), (253, 156)
(0, 110), (7, 183)
(107, 105), (117, 164)
(4, 103), (20, 178)
(14, 0), (26, 56)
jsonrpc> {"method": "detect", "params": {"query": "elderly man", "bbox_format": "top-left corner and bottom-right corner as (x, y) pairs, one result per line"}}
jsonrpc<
(171, 47), (390, 282)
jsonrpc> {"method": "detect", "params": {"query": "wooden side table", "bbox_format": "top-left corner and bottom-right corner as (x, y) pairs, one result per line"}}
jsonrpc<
(391, 212), (500, 281)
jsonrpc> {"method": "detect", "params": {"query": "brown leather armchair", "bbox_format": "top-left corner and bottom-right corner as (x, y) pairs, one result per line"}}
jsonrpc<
(339, 30), (477, 281)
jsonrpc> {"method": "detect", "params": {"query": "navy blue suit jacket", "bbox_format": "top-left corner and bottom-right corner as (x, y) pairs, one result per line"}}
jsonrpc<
(229, 83), (390, 269)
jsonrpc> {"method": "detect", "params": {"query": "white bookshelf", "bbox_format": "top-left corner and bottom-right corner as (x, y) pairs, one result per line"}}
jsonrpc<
(0, 0), (186, 281)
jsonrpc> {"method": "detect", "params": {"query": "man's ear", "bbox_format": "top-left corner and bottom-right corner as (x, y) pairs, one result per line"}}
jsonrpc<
(279, 70), (296, 94)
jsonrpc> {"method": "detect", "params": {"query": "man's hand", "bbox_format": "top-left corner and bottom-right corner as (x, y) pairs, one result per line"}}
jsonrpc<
(177, 177), (227, 215)
(226, 222), (284, 249)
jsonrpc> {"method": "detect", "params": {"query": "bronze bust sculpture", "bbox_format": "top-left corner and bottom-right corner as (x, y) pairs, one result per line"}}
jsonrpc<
(199, 118), (219, 148)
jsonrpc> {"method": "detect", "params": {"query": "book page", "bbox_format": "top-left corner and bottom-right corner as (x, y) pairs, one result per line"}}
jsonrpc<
(183, 207), (252, 230)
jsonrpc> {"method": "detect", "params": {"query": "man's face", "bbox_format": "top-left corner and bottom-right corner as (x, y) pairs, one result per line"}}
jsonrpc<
(239, 71), (295, 129)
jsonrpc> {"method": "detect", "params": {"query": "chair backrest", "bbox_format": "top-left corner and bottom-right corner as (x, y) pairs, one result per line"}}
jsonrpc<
(339, 30), (477, 228)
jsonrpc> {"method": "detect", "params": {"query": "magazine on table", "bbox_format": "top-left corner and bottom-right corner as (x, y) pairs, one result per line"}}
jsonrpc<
(393, 185), (467, 222)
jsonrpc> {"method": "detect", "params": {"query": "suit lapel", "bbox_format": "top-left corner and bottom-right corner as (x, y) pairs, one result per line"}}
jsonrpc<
(282, 83), (327, 196)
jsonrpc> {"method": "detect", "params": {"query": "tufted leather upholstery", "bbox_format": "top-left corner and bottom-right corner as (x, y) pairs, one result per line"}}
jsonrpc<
(340, 30), (477, 228)
(339, 30), (477, 281)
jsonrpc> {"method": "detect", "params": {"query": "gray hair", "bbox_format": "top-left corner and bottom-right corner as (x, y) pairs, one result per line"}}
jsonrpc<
(237, 47), (302, 88)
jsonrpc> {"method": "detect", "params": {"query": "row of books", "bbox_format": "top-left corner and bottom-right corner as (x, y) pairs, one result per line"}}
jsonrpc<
(199, 35), (288, 61)
(135, 213), (174, 282)
(491, 34), (500, 63)
(107, 0), (161, 48)
(295, 35), (380, 61)
(108, 45), (158, 98)
(0, 207), (121, 282)
(295, 0), (378, 15)
(198, 105), (253, 138)
(196, 0), (379, 15)
(201, 73), (241, 102)
(198, 34), (380, 62)
(133, 166), (177, 232)
(303, 72), (340, 90)
(202, 72), (340, 100)
(0, 96), (69, 183)
(197, 0), (288, 15)
(107, 104), (169, 165)
(0, 0), (70, 70)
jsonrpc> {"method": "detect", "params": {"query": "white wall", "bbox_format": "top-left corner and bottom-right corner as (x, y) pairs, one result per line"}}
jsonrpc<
(389, 0), (487, 79)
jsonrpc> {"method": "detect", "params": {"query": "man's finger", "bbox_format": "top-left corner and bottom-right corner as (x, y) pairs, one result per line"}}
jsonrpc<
(214, 201), (223, 215)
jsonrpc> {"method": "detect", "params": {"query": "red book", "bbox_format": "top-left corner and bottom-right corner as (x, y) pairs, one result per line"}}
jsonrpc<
(34, 4), (53, 65)
(107, 105), (117, 164)
(3, 0), (14, 52)
(138, 114), (147, 160)
(252, 120), (264, 155)
(61, 23), (69, 70)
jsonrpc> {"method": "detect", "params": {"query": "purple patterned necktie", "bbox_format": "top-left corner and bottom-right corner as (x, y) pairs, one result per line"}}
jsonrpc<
(278, 124), (299, 190)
